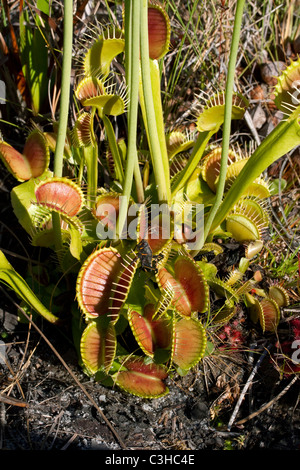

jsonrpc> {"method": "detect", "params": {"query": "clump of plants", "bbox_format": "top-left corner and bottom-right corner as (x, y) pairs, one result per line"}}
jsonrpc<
(1, 1), (300, 398)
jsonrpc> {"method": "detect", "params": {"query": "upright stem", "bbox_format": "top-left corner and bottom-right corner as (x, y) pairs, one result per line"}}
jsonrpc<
(117, 0), (141, 239)
(102, 114), (124, 184)
(53, 1), (73, 177)
(126, 0), (144, 205)
(203, 0), (245, 241)
(52, 0), (73, 251)
(171, 129), (213, 198)
(139, 0), (169, 204)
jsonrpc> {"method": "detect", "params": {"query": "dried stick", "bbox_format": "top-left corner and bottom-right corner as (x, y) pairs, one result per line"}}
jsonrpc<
(227, 346), (270, 431)
(235, 375), (299, 426)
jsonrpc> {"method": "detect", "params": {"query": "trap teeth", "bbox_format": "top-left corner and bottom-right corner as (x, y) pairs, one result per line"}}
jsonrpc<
(225, 197), (269, 243)
(82, 28), (125, 78)
(76, 247), (122, 320)
(156, 254), (209, 318)
(35, 177), (85, 218)
(196, 91), (248, 133)
(268, 284), (290, 308)
(80, 320), (116, 374)
(226, 213), (261, 242)
(274, 57), (300, 116)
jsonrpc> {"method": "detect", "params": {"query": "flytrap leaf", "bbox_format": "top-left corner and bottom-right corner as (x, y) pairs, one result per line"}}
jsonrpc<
(174, 256), (209, 312)
(92, 192), (121, 238)
(148, 3), (171, 60)
(76, 247), (122, 320)
(72, 112), (94, 148)
(108, 252), (139, 322)
(196, 92), (248, 133)
(35, 177), (84, 218)
(114, 356), (169, 398)
(10, 170), (52, 235)
(83, 29), (125, 78)
(75, 76), (126, 117)
(274, 57), (300, 117)
(259, 298), (281, 333)
(0, 130), (50, 182)
(166, 130), (195, 160)
(234, 198), (269, 227)
(247, 296), (281, 333)
(80, 319), (116, 374)
(226, 213), (261, 242)
(157, 255), (209, 317)
(245, 240), (264, 259)
(172, 317), (207, 371)
(128, 304), (172, 357)
(223, 158), (249, 192)
(225, 193), (269, 242)
(0, 251), (60, 324)
(240, 178), (271, 199)
(268, 285), (290, 308)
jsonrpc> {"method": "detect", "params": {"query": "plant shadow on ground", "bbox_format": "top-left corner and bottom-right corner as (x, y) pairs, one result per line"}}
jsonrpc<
(0, 0), (300, 451)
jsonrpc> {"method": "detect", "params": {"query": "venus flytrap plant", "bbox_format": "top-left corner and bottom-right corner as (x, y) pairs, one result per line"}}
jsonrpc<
(0, 1), (74, 326)
(1, 1), (300, 398)
(72, 111), (98, 209)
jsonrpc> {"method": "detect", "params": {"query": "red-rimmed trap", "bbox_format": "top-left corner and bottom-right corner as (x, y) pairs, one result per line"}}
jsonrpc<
(114, 356), (169, 398)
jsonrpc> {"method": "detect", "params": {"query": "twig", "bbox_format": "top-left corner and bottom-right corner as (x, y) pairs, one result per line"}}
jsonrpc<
(244, 109), (261, 146)
(0, 288), (127, 450)
(227, 346), (271, 431)
(42, 409), (64, 450)
(235, 375), (299, 426)
(60, 432), (78, 450)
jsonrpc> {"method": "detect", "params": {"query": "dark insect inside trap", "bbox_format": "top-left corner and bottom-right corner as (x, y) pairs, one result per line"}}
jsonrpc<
(135, 239), (163, 273)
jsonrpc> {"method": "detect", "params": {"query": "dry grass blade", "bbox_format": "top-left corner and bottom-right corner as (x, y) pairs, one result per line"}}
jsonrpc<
(227, 345), (271, 431)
